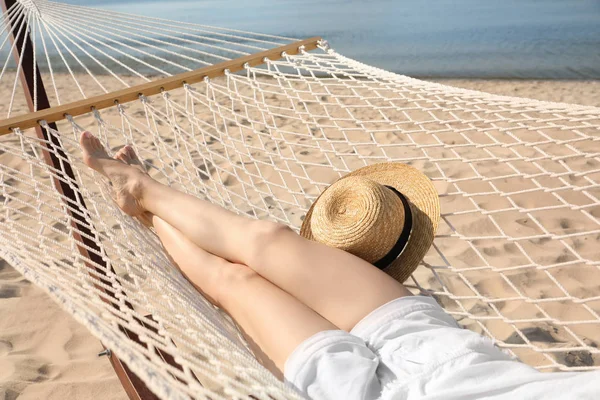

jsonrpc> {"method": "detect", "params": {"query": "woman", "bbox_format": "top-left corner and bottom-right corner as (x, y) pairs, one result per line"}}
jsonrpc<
(79, 131), (597, 399)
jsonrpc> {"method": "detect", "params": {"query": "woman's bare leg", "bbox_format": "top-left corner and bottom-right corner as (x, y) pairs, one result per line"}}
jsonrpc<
(152, 215), (337, 374)
(80, 131), (410, 332)
(111, 144), (337, 375)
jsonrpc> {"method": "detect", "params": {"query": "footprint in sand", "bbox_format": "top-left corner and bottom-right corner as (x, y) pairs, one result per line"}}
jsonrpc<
(0, 388), (20, 400)
(33, 364), (51, 383)
(557, 350), (595, 367)
(196, 163), (214, 181)
(0, 284), (20, 299)
(504, 326), (560, 345)
(2, 358), (52, 386)
(0, 261), (23, 281)
(0, 339), (13, 357)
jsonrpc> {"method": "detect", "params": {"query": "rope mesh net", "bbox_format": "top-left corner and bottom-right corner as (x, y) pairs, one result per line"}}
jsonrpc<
(1, 0), (599, 398)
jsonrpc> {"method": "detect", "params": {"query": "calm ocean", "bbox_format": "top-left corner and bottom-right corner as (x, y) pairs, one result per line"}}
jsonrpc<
(37, 0), (600, 79)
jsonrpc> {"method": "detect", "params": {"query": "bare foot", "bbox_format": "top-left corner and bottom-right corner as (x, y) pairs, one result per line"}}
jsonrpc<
(113, 145), (154, 227)
(79, 131), (148, 217)
(114, 145), (146, 174)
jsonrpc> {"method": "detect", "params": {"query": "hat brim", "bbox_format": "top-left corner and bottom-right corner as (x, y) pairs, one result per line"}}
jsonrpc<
(300, 163), (440, 283)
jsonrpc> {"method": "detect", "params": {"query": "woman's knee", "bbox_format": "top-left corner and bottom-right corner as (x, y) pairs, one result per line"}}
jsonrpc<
(244, 220), (295, 267)
(212, 263), (259, 306)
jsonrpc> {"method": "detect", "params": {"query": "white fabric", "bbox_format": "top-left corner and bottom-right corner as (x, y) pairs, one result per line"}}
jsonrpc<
(284, 296), (600, 400)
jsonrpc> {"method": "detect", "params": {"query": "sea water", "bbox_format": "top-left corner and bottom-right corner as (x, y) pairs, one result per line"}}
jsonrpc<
(25, 0), (600, 78)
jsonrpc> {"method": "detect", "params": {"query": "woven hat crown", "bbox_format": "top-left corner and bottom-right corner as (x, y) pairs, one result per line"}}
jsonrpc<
(310, 176), (406, 263)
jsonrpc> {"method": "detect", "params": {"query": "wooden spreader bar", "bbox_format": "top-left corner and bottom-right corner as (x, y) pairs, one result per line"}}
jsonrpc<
(0, 36), (322, 135)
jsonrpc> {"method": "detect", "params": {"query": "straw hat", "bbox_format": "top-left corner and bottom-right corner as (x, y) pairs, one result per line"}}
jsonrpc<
(300, 163), (440, 283)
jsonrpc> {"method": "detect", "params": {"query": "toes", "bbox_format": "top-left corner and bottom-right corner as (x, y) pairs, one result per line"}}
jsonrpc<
(114, 147), (129, 163)
(112, 145), (147, 174)
(123, 146), (147, 172)
(124, 145), (137, 160)
(79, 131), (114, 174)
(79, 131), (104, 153)
(79, 131), (95, 150)
(113, 146), (138, 163)
(80, 132), (98, 168)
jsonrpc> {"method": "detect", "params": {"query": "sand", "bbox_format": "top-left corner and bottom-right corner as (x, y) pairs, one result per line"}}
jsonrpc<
(432, 79), (600, 107)
(1, 77), (599, 399)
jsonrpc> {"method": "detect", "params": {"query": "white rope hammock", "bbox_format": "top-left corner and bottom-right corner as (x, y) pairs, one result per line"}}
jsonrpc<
(0, 0), (599, 398)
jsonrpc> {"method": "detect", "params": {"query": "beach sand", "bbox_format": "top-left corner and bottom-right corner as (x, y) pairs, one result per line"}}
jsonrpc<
(1, 77), (598, 399)
(433, 79), (600, 107)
